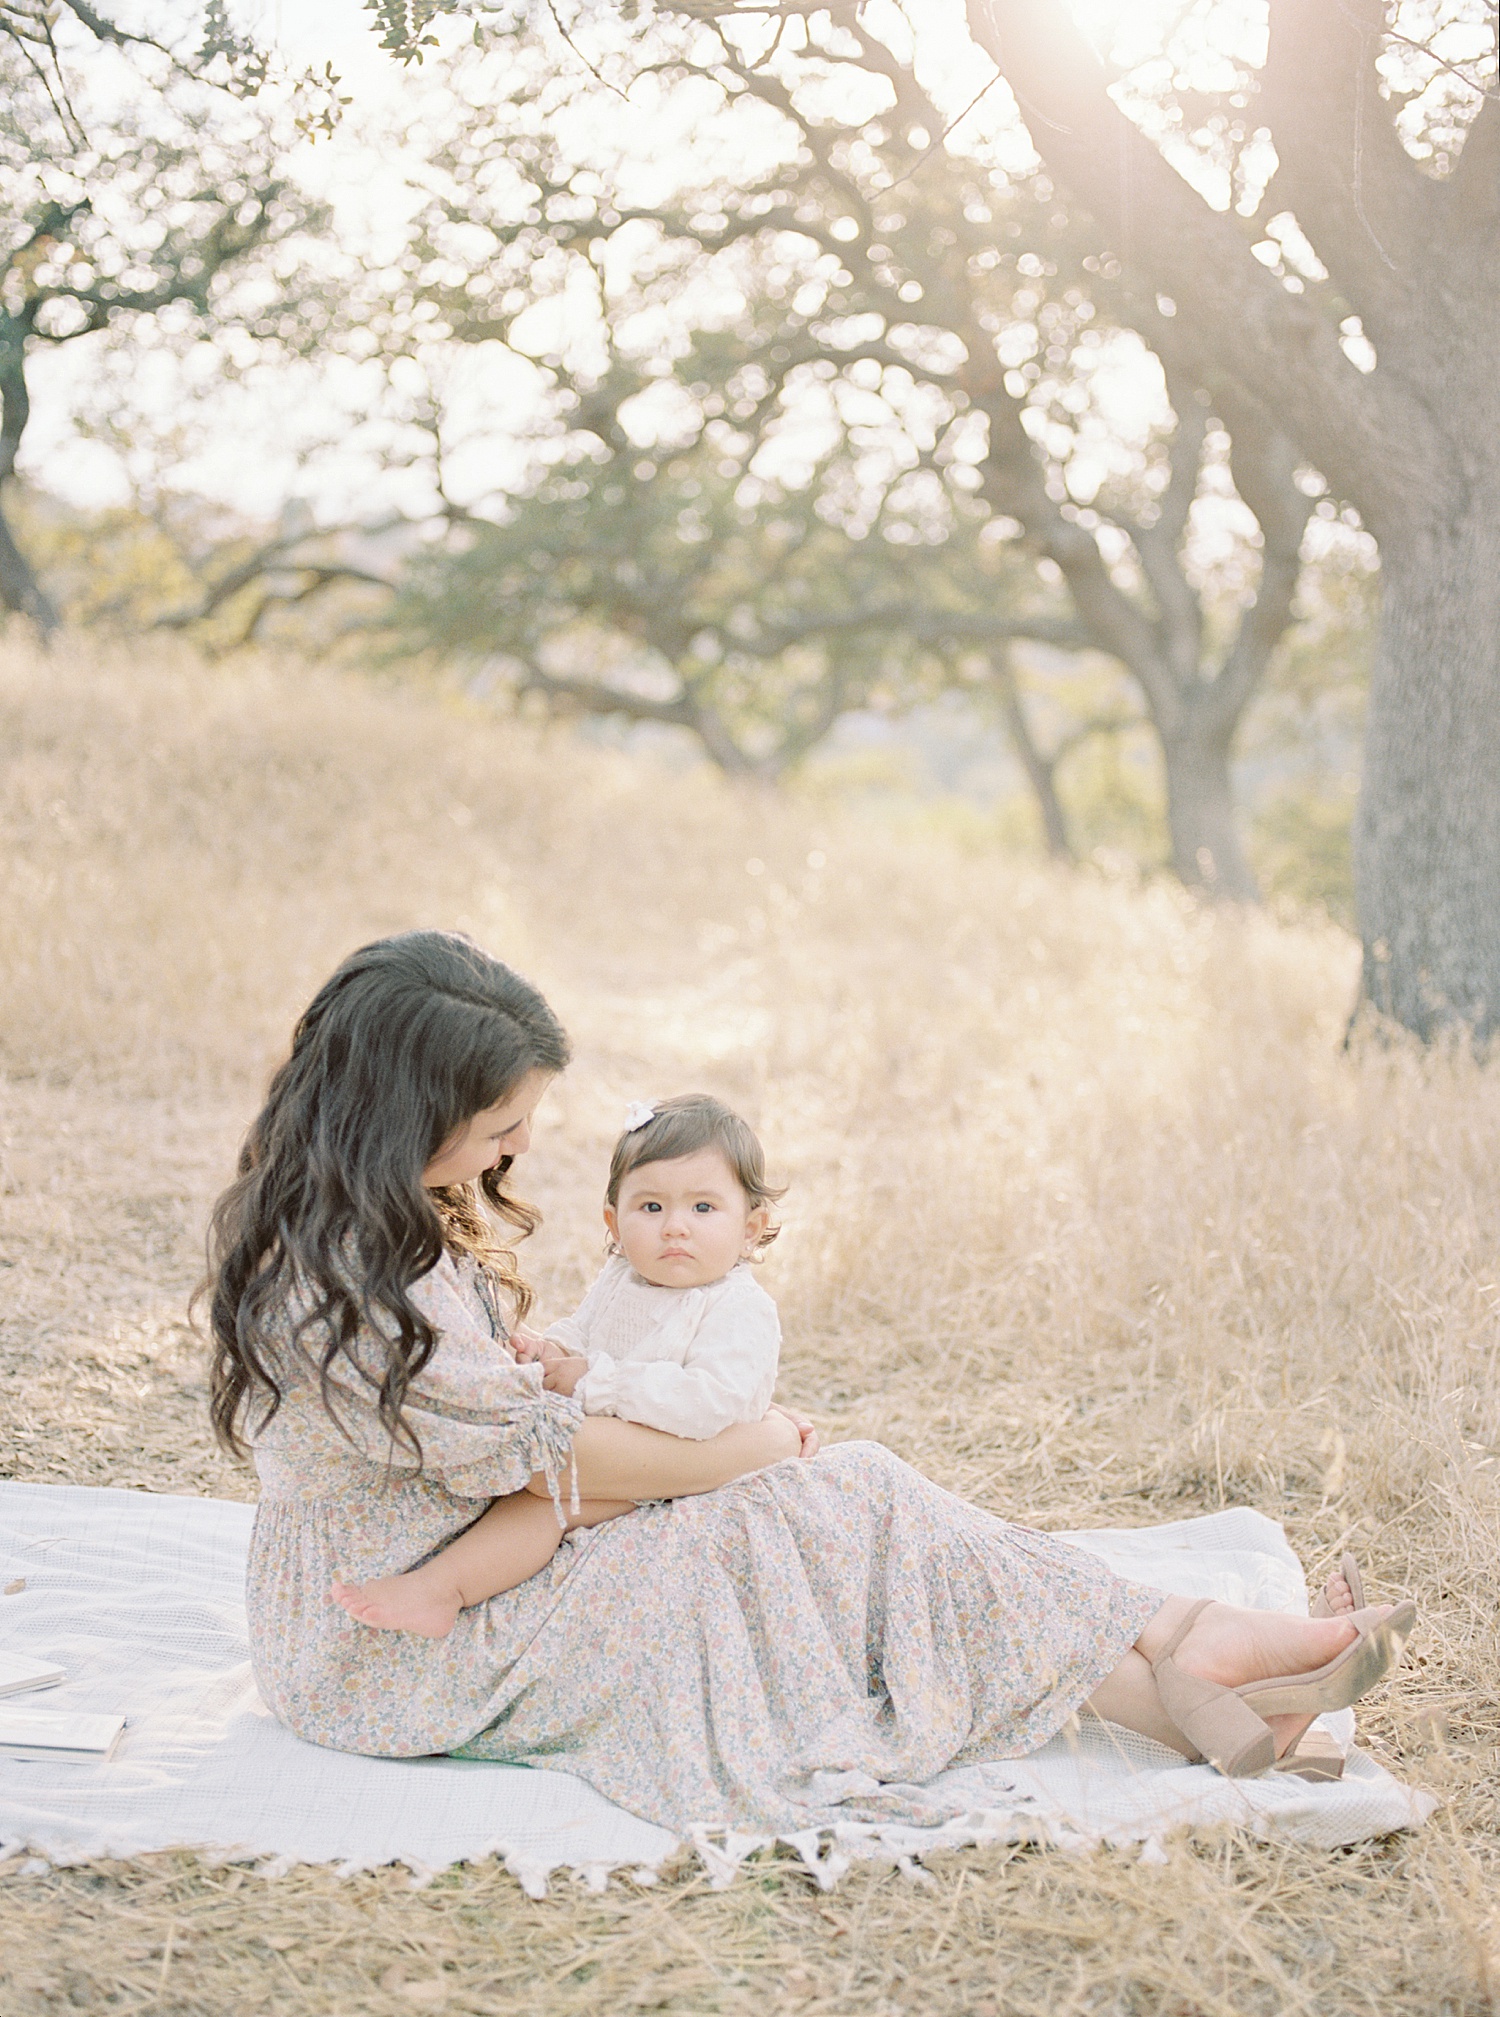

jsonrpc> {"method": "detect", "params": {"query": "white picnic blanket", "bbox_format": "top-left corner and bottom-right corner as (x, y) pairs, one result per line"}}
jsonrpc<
(0, 1482), (1434, 1894)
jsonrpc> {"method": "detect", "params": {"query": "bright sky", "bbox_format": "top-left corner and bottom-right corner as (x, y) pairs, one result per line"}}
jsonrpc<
(24, 0), (1259, 519)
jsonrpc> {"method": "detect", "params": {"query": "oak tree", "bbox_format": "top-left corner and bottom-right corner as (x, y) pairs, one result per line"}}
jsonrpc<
(967, 0), (1500, 1036)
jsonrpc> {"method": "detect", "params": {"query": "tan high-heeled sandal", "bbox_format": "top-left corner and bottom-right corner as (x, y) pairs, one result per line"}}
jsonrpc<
(1236, 1600), (1415, 1718)
(1151, 1600), (1277, 1774)
(1283, 1554), (1372, 1778)
(1151, 1597), (1417, 1778)
(1311, 1551), (1366, 1619)
(1279, 1552), (1370, 1777)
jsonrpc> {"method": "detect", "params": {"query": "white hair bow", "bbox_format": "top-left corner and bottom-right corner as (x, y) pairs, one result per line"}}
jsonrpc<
(623, 1101), (658, 1132)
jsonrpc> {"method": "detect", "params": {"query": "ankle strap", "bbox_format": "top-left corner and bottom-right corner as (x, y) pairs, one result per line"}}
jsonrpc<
(1152, 1597), (1214, 1670)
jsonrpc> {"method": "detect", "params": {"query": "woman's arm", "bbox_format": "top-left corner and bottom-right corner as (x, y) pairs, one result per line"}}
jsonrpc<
(527, 1410), (803, 1503)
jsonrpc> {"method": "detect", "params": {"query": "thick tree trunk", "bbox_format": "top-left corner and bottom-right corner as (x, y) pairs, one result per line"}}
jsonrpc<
(0, 491), (57, 636)
(1160, 722), (1259, 901)
(1355, 506), (1500, 1041)
(960, 1), (1499, 1038)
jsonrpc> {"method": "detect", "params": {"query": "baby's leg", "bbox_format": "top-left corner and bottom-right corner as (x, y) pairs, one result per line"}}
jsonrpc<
(331, 1491), (632, 1637)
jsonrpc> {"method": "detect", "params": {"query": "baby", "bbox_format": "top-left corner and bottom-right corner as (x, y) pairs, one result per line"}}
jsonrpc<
(332, 1094), (784, 1637)
(525, 1093), (783, 1435)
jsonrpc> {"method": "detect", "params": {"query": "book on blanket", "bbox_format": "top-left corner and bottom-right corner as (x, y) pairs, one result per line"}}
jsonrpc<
(0, 1705), (125, 1764)
(0, 1650), (65, 1697)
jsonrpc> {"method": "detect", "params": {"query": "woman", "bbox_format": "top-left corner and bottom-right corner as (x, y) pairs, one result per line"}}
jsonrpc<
(206, 931), (1414, 1833)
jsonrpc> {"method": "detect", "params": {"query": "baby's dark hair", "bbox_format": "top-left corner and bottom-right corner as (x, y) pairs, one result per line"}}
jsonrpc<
(606, 1095), (785, 1252)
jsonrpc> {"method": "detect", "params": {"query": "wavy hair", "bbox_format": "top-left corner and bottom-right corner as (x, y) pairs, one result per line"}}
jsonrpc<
(204, 931), (570, 1464)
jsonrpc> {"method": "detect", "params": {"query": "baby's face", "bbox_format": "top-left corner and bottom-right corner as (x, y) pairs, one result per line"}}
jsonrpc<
(607, 1148), (767, 1289)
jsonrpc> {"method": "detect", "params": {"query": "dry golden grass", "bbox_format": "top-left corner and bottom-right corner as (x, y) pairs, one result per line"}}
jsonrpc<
(2, 635), (1499, 2015)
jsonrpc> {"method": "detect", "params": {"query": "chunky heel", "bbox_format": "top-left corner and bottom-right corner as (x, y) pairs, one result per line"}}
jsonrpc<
(1150, 1599), (1277, 1777)
(1274, 1725), (1345, 1781)
(1148, 1595), (1416, 1781)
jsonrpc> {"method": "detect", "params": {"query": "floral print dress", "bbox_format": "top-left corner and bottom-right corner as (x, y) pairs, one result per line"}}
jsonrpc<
(246, 1253), (1160, 1833)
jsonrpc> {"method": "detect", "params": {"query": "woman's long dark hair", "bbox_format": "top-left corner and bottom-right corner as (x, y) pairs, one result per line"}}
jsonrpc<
(205, 930), (570, 1464)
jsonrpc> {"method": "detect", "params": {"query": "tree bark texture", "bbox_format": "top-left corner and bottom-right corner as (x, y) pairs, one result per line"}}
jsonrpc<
(967, 0), (1500, 1036)
(968, 364), (1302, 900)
(0, 344), (59, 635)
(1357, 510), (1500, 1039)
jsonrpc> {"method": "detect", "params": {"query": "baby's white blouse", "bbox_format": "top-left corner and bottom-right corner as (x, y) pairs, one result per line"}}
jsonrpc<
(544, 1254), (780, 1439)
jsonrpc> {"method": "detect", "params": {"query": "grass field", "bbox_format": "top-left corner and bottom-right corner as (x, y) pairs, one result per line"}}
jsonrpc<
(2, 638), (1498, 2016)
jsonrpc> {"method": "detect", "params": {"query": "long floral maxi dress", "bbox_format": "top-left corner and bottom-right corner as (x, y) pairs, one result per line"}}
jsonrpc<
(246, 1253), (1162, 1833)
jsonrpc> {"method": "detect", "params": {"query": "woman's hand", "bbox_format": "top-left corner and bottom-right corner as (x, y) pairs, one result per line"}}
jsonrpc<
(509, 1324), (547, 1364)
(766, 1403), (820, 1460)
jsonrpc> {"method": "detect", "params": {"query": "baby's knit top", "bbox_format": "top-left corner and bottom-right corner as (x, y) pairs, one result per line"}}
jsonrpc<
(543, 1253), (781, 1440)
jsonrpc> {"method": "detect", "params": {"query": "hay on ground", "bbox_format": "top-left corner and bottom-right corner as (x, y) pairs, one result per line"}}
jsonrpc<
(1, 639), (1497, 2016)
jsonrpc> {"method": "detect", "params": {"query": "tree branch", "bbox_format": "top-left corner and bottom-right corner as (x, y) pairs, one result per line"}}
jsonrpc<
(990, 646), (1074, 859)
(1258, 0), (1435, 326)
(966, 380), (1181, 727)
(156, 535), (389, 630)
(1129, 362), (1206, 681)
(514, 657), (699, 732)
(964, 0), (1434, 532)
(514, 654), (767, 775)
(57, 0), (170, 55)
(1198, 396), (1313, 741)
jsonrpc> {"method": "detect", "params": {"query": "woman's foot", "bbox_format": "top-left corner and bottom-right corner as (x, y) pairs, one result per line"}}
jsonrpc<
(330, 1572), (464, 1638)
(1140, 1598), (1398, 1760)
(1319, 1565), (1358, 1616)
(1313, 1549), (1372, 1619)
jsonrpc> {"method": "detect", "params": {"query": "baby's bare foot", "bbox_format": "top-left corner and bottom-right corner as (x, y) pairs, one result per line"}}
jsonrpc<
(330, 1575), (463, 1638)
